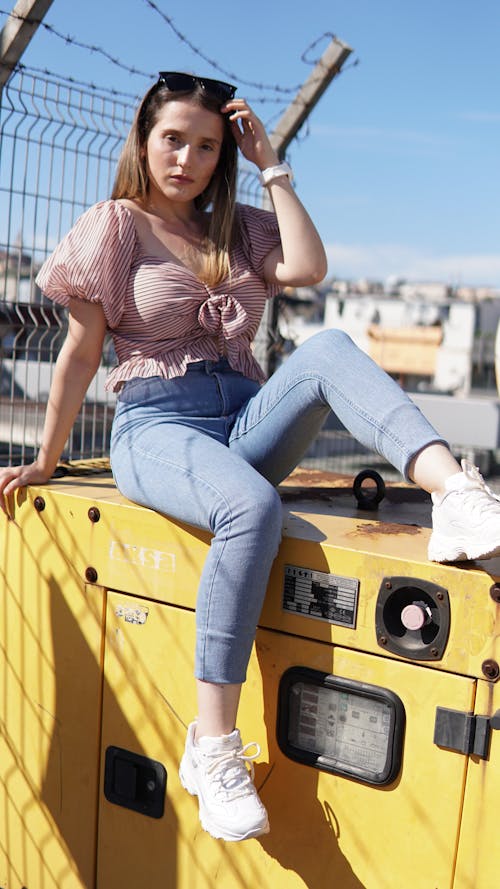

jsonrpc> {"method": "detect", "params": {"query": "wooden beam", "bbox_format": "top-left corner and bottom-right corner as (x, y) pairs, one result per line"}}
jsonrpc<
(1, 0), (55, 88)
(270, 36), (353, 157)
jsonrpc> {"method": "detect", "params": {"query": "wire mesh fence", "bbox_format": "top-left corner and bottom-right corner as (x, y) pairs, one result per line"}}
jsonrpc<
(0, 69), (132, 463)
(3, 67), (485, 483)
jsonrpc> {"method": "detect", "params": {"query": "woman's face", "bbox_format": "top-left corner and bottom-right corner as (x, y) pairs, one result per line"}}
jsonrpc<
(144, 98), (224, 206)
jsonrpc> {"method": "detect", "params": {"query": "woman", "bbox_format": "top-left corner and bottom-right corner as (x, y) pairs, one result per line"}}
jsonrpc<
(1, 71), (499, 842)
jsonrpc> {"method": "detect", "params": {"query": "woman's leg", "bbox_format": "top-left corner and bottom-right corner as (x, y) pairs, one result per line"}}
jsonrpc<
(407, 442), (461, 493)
(111, 405), (277, 840)
(229, 328), (447, 484)
(195, 680), (242, 738)
(111, 417), (282, 687)
(229, 329), (500, 562)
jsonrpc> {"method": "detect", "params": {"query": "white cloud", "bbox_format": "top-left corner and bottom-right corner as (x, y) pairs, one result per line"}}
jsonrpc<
(326, 243), (500, 288)
(309, 123), (450, 149)
(457, 111), (500, 123)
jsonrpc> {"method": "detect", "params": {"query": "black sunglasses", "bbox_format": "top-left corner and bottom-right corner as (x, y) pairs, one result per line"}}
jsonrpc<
(157, 71), (237, 103)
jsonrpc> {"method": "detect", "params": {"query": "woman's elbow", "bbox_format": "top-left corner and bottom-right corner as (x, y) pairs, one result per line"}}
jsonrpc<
(298, 241), (328, 285)
(292, 253), (328, 287)
(309, 255), (329, 284)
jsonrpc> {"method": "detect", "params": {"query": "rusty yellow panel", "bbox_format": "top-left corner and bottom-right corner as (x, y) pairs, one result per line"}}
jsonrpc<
(0, 505), (105, 889)
(261, 496), (500, 680)
(98, 594), (475, 889)
(4, 473), (499, 888)
(454, 679), (500, 889)
(23, 478), (500, 682)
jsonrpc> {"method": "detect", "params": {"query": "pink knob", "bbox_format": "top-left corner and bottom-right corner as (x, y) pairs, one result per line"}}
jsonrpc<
(401, 603), (428, 631)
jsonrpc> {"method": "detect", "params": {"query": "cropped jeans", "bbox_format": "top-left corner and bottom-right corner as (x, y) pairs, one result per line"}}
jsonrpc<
(110, 329), (445, 684)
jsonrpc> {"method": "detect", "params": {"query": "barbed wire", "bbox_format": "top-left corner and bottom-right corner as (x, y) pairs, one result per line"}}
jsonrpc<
(11, 62), (142, 100)
(0, 7), (153, 79)
(1, 5), (351, 102)
(301, 32), (338, 65)
(141, 0), (303, 94)
(7, 62), (290, 114)
(1, 6), (357, 135)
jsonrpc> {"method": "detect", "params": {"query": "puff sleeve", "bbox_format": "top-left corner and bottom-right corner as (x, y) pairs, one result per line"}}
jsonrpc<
(35, 200), (137, 329)
(236, 203), (282, 297)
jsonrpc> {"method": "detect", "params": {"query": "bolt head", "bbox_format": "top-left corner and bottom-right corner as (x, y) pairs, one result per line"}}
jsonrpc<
(482, 659), (500, 681)
(489, 584), (500, 604)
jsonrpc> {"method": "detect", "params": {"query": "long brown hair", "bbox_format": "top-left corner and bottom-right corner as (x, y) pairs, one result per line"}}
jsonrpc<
(111, 82), (238, 287)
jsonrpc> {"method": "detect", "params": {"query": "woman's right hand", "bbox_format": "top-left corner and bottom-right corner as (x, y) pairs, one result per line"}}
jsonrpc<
(0, 461), (52, 515)
(0, 297), (107, 519)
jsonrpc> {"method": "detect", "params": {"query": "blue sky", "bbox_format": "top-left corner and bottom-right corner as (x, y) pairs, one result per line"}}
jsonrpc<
(2, 0), (499, 286)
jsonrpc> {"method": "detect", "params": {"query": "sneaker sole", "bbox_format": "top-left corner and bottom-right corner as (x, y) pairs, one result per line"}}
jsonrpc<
(197, 813), (270, 842)
(179, 761), (270, 842)
(178, 760), (197, 796)
(428, 537), (500, 563)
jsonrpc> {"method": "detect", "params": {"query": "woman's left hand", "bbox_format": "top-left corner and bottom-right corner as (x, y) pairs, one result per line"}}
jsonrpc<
(222, 99), (279, 172)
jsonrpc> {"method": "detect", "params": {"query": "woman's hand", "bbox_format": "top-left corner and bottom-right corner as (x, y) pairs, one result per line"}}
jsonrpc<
(0, 461), (52, 516)
(223, 98), (328, 288)
(222, 99), (279, 172)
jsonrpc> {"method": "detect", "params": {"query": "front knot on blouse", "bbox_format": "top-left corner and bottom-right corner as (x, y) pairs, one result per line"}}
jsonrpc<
(198, 293), (249, 340)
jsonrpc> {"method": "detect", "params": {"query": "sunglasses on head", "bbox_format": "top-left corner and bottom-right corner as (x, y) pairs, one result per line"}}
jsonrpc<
(157, 71), (237, 103)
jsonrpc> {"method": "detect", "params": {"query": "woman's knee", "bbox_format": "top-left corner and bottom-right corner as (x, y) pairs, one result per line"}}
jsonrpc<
(310, 327), (354, 351)
(288, 327), (356, 368)
(227, 478), (283, 544)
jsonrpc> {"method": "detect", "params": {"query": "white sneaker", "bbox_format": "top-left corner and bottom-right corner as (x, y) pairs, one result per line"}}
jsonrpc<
(428, 459), (500, 562)
(179, 721), (270, 841)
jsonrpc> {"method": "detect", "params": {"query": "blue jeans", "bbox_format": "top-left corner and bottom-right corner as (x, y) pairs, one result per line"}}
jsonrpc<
(110, 329), (445, 684)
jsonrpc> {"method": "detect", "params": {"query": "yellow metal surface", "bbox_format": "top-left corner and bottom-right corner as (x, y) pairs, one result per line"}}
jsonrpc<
(454, 678), (500, 889)
(98, 595), (476, 889)
(20, 475), (499, 680)
(0, 491), (105, 888)
(1, 471), (499, 888)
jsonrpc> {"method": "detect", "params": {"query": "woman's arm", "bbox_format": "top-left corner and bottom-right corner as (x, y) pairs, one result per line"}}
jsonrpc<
(224, 98), (328, 287)
(0, 297), (107, 511)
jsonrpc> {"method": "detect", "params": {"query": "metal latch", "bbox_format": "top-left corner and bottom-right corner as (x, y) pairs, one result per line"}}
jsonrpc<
(434, 707), (500, 759)
(104, 746), (167, 818)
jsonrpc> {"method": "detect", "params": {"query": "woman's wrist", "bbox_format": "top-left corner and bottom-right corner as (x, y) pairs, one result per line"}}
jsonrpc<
(34, 453), (59, 479)
(258, 162), (294, 187)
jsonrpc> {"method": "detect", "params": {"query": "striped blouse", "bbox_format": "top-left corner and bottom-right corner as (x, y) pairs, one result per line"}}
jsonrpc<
(36, 199), (282, 392)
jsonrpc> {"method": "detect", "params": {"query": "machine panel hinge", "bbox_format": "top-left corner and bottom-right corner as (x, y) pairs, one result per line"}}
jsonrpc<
(434, 707), (500, 760)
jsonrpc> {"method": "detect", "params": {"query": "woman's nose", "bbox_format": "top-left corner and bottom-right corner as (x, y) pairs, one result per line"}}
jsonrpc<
(176, 145), (192, 168)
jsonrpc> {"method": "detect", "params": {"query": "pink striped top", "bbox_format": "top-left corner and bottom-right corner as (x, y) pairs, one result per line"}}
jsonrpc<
(36, 199), (282, 391)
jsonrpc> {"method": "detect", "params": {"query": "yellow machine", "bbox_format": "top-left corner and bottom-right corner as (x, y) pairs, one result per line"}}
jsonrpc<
(0, 466), (499, 889)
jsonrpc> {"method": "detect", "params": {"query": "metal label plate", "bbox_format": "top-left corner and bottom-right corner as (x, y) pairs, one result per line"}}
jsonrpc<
(283, 564), (359, 628)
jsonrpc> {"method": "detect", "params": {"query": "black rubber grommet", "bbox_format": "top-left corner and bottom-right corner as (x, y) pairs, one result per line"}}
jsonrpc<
(353, 469), (386, 510)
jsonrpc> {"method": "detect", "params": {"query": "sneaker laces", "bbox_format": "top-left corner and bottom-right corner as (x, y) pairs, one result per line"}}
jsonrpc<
(452, 460), (500, 516)
(203, 742), (261, 802)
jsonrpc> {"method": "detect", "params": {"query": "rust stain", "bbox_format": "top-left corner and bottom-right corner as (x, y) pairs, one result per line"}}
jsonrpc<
(280, 468), (354, 488)
(352, 521), (422, 537)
